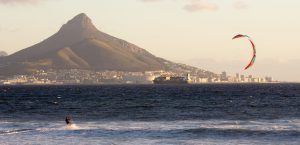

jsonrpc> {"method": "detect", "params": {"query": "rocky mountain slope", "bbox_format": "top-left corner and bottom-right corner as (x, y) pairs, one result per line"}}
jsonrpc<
(0, 13), (215, 77)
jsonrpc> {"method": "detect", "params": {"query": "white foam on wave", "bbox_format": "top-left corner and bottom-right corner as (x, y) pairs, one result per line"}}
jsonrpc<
(2, 119), (300, 134)
(36, 122), (83, 132)
(72, 119), (300, 132)
(0, 129), (33, 135)
(1, 119), (300, 145)
(66, 124), (80, 130)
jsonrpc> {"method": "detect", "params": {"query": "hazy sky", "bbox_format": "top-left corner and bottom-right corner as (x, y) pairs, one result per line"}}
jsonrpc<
(0, 0), (299, 81)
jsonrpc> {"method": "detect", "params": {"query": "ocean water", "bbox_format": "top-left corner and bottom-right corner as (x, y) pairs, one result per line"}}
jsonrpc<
(0, 84), (300, 145)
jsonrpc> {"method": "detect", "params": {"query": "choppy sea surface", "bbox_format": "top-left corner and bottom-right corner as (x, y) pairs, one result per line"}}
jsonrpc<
(0, 84), (300, 145)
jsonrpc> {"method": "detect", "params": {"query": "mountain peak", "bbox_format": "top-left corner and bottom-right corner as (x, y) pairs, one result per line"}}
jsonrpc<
(75, 13), (88, 18)
(72, 13), (89, 22)
(59, 13), (97, 33)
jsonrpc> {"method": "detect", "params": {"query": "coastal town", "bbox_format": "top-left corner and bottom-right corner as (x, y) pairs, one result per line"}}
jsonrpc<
(0, 69), (275, 85)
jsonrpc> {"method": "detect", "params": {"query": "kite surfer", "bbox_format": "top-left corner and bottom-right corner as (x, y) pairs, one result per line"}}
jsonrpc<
(65, 116), (73, 125)
(65, 116), (79, 130)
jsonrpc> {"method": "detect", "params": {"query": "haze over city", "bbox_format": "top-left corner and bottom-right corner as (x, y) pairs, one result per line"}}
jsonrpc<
(0, 0), (299, 81)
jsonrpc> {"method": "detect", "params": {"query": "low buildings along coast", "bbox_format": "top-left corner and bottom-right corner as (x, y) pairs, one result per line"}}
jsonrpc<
(0, 69), (275, 85)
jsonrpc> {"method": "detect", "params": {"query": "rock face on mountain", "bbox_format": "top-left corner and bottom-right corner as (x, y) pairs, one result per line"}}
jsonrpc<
(0, 13), (214, 76)
(0, 51), (7, 57)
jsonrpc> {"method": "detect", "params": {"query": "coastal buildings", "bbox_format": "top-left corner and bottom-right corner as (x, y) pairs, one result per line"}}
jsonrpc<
(0, 69), (276, 85)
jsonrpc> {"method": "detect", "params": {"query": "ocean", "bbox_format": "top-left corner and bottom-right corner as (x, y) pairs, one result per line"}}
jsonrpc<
(0, 84), (300, 145)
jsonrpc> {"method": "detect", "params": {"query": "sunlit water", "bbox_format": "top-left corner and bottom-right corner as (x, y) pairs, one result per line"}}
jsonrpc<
(0, 84), (300, 144)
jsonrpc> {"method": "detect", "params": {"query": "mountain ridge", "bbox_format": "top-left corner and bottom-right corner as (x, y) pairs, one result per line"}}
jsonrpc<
(0, 13), (215, 77)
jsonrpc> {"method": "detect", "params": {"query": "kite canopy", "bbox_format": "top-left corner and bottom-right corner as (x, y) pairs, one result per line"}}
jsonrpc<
(232, 34), (256, 70)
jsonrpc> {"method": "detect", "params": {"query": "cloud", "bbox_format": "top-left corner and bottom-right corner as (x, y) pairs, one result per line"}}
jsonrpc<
(183, 0), (218, 12)
(140, 0), (219, 12)
(233, 1), (248, 9)
(0, 0), (41, 5)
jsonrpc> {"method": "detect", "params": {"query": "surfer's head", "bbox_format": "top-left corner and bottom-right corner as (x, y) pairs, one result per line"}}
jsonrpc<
(65, 116), (73, 125)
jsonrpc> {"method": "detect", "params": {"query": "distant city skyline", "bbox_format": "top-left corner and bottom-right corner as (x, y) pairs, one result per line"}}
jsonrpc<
(0, 0), (299, 81)
(0, 69), (274, 85)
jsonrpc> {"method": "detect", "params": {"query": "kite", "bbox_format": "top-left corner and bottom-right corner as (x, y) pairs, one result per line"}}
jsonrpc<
(232, 34), (256, 70)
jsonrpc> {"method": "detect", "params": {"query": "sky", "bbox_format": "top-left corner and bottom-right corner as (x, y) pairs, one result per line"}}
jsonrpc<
(0, 0), (299, 81)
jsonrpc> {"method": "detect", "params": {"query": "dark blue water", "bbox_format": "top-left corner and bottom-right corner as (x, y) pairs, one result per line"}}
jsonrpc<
(0, 84), (300, 144)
